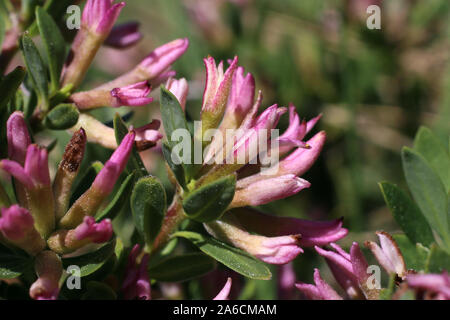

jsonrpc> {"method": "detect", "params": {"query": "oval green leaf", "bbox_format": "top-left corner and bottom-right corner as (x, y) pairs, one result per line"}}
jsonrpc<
(131, 176), (167, 247)
(183, 175), (236, 222)
(44, 103), (79, 130)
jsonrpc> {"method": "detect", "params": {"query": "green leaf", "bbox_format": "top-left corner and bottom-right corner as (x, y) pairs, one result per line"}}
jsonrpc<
(162, 142), (186, 189)
(113, 113), (147, 177)
(402, 147), (449, 249)
(43, 103), (79, 130)
(183, 175), (236, 222)
(36, 7), (66, 93)
(62, 240), (116, 277)
(392, 234), (430, 272)
(20, 35), (49, 107)
(69, 161), (104, 206)
(0, 66), (26, 110)
(427, 244), (450, 274)
(160, 86), (189, 147)
(173, 231), (272, 280)
(96, 172), (135, 222)
(414, 127), (450, 192)
(0, 244), (33, 279)
(148, 253), (216, 282)
(131, 176), (167, 247)
(379, 182), (434, 246)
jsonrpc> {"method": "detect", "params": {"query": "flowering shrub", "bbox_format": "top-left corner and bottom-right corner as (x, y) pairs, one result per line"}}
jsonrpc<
(0, 0), (448, 301)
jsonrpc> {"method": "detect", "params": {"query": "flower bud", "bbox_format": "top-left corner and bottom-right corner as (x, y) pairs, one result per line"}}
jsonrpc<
(220, 66), (255, 130)
(205, 220), (303, 265)
(7, 111), (31, 165)
(228, 209), (348, 247)
(105, 22), (142, 48)
(134, 120), (163, 151)
(199, 56), (238, 136)
(75, 216), (113, 243)
(213, 278), (232, 300)
(70, 81), (152, 109)
(48, 217), (112, 255)
(315, 242), (377, 299)
(122, 244), (151, 300)
(406, 272), (450, 300)
(29, 251), (62, 300)
(0, 205), (46, 255)
(231, 174), (310, 208)
(61, 0), (125, 88)
(96, 38), (189, 91)
(166, 77), (189, 110)
(365, 231), (407, 279)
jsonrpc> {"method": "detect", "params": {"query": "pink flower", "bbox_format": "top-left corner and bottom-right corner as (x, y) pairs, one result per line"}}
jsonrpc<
(205, 220), (302, 265)
(105, 22), (142, 48)
(134, 120), (163, 151)
(74, 216), (113, 244)
(122, 244), (151, 300)
(365, 231), (407, 279)
(166, 77), (189, 110)
(82, 0), (125, 35)
(277, 131), (327, 177)
(96, 38), (189, 91)
(70, 81), (153, 109)
(59, 131), (136, 228)
(277, 105), (322, 154)
(92, 131), (136, 194)
(7, 111), (31, 165)
(213, 277), (232, 300)
(0, 144), (50, 189)
(199, 56), (238, 134)
(315, 242), (369, 299)
(229, 209), (348, 247)
(29, 251), (62, 300)
(139, 38), (189, 80)
(110, 81), (153, 107)
(406, 272), (450, 300)
(278, 263), (297, 299)
(0, 205), (34, 241)
(220, 66), (255, 129)
(295, 268), (343, 300)
(231, 174), (311, 207)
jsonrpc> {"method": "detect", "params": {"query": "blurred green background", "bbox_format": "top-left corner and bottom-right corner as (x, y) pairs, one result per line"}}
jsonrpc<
(44, 0), (450, 299)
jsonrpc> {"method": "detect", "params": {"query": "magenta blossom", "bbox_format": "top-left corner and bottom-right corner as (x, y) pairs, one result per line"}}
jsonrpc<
(406, 272), (450, 300)
(315, 243), (373, 299)
(228, 209), (348, 247)
(7, 111), (31, 165)
(205, 220), (303, 265)
(82, 0), (126, 35)
(75, 216), (113, 243)
(295, 269), (343, 300)
(29, 251), (62, 300)
(110, 81), (153, 107)
(59, 131), (136, 229)
(213, 278), (232, 300)
(122, 244), (151, 300)
(70, 81), (153, 109)
(166, 77), (189, 110)
(105, 22), (142, 48)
